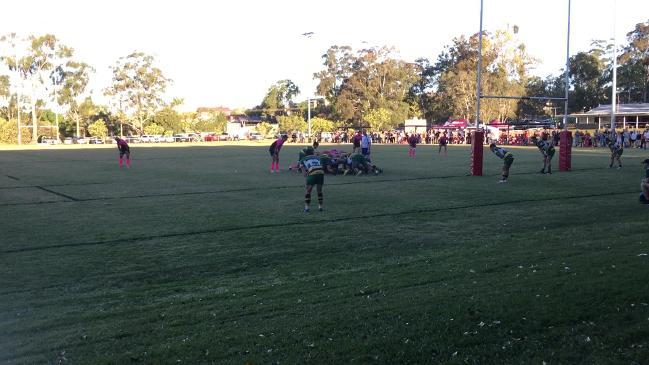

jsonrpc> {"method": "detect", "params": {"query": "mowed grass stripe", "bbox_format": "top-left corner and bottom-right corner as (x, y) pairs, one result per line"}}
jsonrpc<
(0, 189), (637, 255)
(0, 166), (619, 207)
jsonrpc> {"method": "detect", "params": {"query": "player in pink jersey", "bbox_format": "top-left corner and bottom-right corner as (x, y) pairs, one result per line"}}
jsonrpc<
(268, 134), (288, 173)
(114, 137), (131, 168)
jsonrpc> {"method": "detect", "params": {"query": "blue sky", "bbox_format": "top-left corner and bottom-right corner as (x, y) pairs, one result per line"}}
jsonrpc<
(2, 0), (648, 111)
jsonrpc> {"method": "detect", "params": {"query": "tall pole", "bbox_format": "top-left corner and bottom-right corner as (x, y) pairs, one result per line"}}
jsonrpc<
(475, 0), (484, 130)
(562, 0), (571, 131)
(307, 96), (312, 142)
(54, 79), (59, 142)
(15, 51), (21, 145)
(611, 0), (617, 131)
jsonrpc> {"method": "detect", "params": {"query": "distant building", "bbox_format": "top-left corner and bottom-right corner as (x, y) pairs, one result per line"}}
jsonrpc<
(571, 103), (649, 129)
(227, 114), (278, 139)
(196, 106), (232, 120)
(404, 118), (429, 134)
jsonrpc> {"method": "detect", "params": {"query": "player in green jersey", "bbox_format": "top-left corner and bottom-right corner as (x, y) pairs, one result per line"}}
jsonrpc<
(531, 136), (555, 174)
(640, 159), (649, 204)
(489, 143), (514, 183)
(299, 147), (325, 212)
(607, 139), (623, 169)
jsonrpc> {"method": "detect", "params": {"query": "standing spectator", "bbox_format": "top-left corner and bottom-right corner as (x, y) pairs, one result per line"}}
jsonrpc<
(361, 130), (371, 156)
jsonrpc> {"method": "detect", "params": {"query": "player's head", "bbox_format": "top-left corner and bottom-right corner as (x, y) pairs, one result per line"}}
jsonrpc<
(642, 158), (649, 167)
(304, 147), (315, 156)
(489, 143), (497, 150)
(114, 136), (120, 141)
(281, 134), (288, 141)
(312, 140), (319, 149)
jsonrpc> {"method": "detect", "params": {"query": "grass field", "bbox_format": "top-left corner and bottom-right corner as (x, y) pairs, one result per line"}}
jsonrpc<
(1, 143), (648, 364)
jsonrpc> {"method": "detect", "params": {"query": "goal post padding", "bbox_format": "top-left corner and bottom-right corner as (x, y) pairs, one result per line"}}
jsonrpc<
(471, 130), (484, 176)
(559, 130), (572, 171)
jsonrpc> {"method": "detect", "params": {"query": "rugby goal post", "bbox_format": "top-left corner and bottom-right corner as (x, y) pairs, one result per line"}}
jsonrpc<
(472, 0), (572, 175)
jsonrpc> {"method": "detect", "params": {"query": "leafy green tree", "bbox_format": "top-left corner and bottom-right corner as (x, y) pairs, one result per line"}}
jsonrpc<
(195, 112), (227, 133)
(568, 51), (608, 113)
(315, 45), (420, 124)
(255, 121), (277, 137)
(88, 120), (108, 137)
(0, 75), (9, 120)
(278, 114), (306, 133)
(54, 61), (93, 137)
(364, 108), (394, 131)
(104, 52), (171, 133)
(309, 117), (336, 134)
(0, 34), (76, 143)
(154, 106), (183, 133)
(260, 79), (300, 116)
(143, 123), (164, 135)
(433, 27), (534, 122)
(619, 20), (649, 102)
(0, 118), (32, 144)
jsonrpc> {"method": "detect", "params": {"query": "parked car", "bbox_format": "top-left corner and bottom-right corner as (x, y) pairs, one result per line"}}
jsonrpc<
(64, 137), (73, 145)
(203, 134), (218, 142)
(164, 135), (175, 143)
(218, 133), (230, 141)
(87, 137), (104, 144)
(75, 137), (88, 144)
(39, 137), (60, 145)
(139, 135), (153, 143)
(248, 132), (263, 141)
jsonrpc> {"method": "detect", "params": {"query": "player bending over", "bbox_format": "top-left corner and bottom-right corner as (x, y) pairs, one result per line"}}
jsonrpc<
(532, 136), (555, 174)
(489, 143), (514, 183)
(115, 136), (131, 168)
(607, 139), (623, 169)
(640, 159), (649, 204)
(269, 134), (288, 173)
(300, 147), (325, 212)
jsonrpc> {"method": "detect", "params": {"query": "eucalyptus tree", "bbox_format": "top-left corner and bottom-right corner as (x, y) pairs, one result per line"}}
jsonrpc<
(0, 34), (78, 142)
(104, 52), (171, 133)
(53, 61), (93, 137)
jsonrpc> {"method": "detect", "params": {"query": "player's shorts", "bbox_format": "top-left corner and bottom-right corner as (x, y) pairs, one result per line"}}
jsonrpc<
(306, 173), (324, 186)
(269, 149), (276, 157)
(361, 148), (369, 155)
(119, 149), (130, 158)
(616, 149), (623, 157)
(504, 155), (514, 168)
(639, 192), (649, 204)
(547, 150), (555, 158)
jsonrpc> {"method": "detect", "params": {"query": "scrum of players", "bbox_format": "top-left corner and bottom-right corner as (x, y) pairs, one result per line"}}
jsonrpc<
(289, 141), (383, 177)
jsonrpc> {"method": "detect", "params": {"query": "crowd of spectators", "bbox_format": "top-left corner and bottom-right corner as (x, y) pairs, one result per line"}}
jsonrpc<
(290, 126), (649, 150)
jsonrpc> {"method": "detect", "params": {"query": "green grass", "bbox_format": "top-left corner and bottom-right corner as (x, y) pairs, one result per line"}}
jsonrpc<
(1, 143), (648, 364)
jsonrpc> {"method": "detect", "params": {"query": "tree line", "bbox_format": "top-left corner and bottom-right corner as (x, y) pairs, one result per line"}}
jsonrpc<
(1, 20), (648, 143)
(259, 20), (649, 132)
